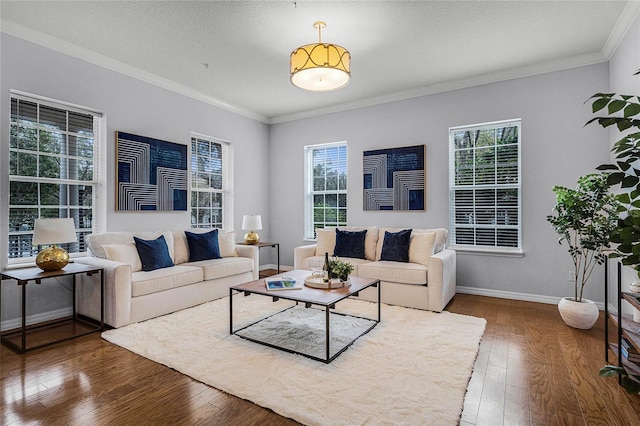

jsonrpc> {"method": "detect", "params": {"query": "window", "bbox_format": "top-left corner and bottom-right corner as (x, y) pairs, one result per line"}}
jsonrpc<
(448, 119), (521, 253)
(304, 142), (348, 239)
(8, 92), (103, 263)
(190, 134), (233, 230)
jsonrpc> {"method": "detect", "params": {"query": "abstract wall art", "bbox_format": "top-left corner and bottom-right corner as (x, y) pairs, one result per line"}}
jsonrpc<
(115, 131), (188, 211)
(363, 144), (426, 211)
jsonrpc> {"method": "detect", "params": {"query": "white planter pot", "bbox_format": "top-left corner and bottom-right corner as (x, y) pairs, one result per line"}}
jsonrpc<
(558, 297), (599, 329)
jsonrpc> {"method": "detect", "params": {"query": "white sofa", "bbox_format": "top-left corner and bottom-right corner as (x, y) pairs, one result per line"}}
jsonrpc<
(294, 226), (456, 311)
(75, 229), (258, 328)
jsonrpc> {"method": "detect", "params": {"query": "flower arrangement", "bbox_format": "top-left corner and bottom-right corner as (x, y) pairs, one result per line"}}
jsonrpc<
(329, 257), (354, 281)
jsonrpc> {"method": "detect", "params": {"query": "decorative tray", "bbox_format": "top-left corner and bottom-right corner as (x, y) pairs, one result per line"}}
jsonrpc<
(304, 276), (351, 289)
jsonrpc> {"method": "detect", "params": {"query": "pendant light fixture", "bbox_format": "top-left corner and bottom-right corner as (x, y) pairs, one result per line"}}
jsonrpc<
(290, 21), (351, 91)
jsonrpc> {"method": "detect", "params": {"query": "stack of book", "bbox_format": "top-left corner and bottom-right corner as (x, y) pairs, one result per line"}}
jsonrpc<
(621, 337), (640, 363)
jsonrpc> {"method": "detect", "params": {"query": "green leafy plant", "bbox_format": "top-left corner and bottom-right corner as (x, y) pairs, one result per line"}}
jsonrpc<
(329, 257), (354, 281)
(588, 70), (640, 394)
(588, 88), (640, 276)
(546, 174), (619, 302)
(599, 365), (640, 394)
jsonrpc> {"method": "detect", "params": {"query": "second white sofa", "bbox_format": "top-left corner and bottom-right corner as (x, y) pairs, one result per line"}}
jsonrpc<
(294, 226), (456, 311)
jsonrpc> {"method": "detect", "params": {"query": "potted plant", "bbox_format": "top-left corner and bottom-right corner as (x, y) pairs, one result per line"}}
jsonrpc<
(588, 73), (640, 392)
(329, 257), (355, 282)
(547, 173), (619, 329)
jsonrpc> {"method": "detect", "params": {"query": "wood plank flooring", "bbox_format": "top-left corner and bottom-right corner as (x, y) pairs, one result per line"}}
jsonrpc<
(2, 289), (640, 425)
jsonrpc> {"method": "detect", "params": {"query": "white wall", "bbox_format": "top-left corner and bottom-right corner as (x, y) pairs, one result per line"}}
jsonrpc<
(270, 63), (611, 303)
(0, 34), (270, 327)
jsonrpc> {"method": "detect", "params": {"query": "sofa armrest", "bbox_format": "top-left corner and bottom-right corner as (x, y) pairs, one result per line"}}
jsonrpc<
(294, 244), (317, 269)
(75, 257), (133, 328)
(427, 249), (457, 312)
(236, 244), (259, 280)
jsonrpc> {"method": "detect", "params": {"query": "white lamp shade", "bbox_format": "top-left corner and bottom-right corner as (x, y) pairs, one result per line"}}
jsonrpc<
(32, 218), (77, 245)
(241, 215), (262, 231)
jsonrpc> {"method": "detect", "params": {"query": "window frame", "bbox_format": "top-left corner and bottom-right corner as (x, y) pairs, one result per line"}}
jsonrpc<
(448, 119), (522, 255)
(189, 133), (234, 231)
(304, 141), (348, 240)
(7, 90), (106, 266)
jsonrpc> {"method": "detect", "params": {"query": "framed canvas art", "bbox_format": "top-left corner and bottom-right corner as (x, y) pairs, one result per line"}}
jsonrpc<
(115, 131), (188, 211)
(363, 144), (426, 211)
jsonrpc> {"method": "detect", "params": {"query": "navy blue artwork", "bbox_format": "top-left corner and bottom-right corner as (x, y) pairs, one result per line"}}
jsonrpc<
(363, 145), (425, 211)
(116, 131), (188, 211)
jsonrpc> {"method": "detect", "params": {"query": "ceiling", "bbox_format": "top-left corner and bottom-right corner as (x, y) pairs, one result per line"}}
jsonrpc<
(0, 1), (636, 123)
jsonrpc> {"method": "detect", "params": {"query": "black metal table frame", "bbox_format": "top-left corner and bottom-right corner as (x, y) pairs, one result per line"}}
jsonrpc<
(229, 280), (380, 363)
(0, 266), (104, 353)
(239, 242), (280, 274)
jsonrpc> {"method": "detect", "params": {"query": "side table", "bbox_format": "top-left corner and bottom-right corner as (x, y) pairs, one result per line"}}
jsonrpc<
(0, 262), (104, 353)
(238, 241), (280, 276)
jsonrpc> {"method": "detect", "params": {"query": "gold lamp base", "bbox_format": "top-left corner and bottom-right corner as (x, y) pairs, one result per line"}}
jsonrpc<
(36, 245), (70, 272)
(243, 231), (260, 245)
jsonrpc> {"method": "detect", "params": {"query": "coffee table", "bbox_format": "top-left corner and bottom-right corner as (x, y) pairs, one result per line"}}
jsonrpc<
(229, 269), (380, 363)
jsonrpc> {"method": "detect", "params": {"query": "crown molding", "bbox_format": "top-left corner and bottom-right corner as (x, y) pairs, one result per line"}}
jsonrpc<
(602, 1), (640, 59)
(1, 15), (619, 127)
(270, 52), (608, 124)
(0, 19), (270, 124)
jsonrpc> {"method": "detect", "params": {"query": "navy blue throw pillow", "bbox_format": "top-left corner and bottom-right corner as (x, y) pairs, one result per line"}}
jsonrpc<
(133, 235), (174, 272)
(380, 229), (413, 262)
(185, 229), (221, 262)
(333, 229), (367, 259)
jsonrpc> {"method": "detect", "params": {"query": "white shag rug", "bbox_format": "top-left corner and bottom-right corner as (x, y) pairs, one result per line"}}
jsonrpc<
(102, 296), (486, 426)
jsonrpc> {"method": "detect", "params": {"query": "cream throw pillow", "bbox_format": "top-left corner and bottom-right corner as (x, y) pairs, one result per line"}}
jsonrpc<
(315, 228), (336, 257)
(219, 231), (238, 258)
(103, 242), (142, 272)
(409, 232), (436, 266)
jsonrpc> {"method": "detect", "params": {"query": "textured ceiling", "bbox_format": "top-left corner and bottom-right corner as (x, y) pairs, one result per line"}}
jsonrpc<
(0, 1), (633, 123)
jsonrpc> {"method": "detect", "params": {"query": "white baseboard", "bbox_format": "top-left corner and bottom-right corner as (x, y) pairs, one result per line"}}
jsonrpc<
(1, 307), (72, 332)
(260, 264), (293, 272)
(456, 286), (608, 311)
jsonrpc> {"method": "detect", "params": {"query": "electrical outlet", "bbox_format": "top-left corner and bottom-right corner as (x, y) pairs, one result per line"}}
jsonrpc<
(568, 271), (576, 281)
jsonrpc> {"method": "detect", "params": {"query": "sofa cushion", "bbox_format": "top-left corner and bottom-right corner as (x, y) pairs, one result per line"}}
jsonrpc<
(302, 255), (370, 277)
(315, 226), (378, 260)
(185, 229), (221, 262)
(218, 231), (238, 258)
(186, 256), (254, 281)
(103, 242), (142, 272)
(417, 228), (448, 253)
(315, 228), (336, 258)
(357, 261), (428, 285)
(173, 229), (237, 264)
(134, 235), (174, 271)
(380, 229), (412, 262)
(86, 231), (175, 261)
(131, 265), (204, 297)
(376, 227), (447, 259)
(409, 232), (436, 267)
(334, 229), (367, 259)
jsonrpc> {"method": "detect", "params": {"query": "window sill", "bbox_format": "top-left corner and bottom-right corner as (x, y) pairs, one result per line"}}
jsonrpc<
(452, 247), (524, 257)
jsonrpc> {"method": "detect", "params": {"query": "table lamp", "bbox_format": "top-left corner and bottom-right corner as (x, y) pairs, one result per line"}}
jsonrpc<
(32, 218), (77, 271)
(242, 214), (262, 244)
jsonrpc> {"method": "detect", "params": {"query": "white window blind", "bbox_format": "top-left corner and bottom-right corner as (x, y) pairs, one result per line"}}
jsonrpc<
(190, 134), (234, 230)
(304, 142), (348, 240)
(448, 119), (521, 253)
(8, 92), (103, 263)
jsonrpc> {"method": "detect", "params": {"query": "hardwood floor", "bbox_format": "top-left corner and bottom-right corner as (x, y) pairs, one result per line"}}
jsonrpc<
(2, 292), (639, 425)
